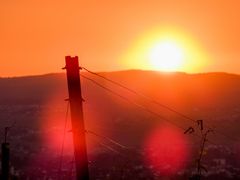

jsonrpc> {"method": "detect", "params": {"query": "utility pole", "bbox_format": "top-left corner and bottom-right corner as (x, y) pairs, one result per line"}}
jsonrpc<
(188, 120), (212, 180)
(1, 127), (10, 180)
(63, 56), (89, 180)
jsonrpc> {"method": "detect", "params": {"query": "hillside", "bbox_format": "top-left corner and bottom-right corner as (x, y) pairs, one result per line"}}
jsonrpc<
(1, 71), (240, 139)
(1, 70), (240, 179)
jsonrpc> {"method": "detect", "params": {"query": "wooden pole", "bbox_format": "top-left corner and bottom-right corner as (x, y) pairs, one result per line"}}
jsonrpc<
(1, 142), (10, 180)
(64, 56), (89, 180)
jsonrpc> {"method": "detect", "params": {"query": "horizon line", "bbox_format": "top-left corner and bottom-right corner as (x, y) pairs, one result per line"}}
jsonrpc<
(1, 69), (239, 78)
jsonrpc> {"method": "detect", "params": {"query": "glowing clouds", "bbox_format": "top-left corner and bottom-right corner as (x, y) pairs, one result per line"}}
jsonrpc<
(143, 125), (191, 176)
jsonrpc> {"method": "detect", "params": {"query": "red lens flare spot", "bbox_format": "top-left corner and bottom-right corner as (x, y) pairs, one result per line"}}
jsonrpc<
(144, 125), (191, 176)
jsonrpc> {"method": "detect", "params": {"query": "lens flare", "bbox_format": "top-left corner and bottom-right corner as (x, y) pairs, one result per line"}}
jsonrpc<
(144, 125), (191, 176)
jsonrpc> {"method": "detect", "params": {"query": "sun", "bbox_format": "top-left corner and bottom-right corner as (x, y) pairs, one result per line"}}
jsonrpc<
(149, 41), (184, 71)
(122, 26), (209, 73)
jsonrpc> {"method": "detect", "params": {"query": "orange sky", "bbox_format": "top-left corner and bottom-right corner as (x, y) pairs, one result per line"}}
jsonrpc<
(1, 0), (240, 77)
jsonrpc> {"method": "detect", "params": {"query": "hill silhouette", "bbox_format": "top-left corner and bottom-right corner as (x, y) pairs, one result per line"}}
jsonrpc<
(1, 70), (240, 179)
(1, 70), (240, 109)
(1, 70), (240, 143)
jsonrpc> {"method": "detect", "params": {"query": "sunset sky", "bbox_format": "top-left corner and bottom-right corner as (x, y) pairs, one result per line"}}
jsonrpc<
(1, 0), (240, 77)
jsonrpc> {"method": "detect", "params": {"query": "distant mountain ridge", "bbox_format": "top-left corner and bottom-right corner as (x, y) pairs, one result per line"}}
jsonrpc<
(1, 70), (240, 148)
(1, 70), (240, 108)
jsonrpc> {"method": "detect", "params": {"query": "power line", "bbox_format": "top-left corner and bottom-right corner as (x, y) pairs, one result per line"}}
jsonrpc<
(68, 156), (75, 180)
(86, 130), (128, 149)
(80, 74), (187, 131)
(86, 129), (145, 161)
(81, 67), (239, 143)
(81, 67), (196, 123)
(80, 74), (209, 143)
(81, 74), (237, 148)
(88, 134), (121, 154)
(80, 74), (207, 141)
(58, 101), (70, 180)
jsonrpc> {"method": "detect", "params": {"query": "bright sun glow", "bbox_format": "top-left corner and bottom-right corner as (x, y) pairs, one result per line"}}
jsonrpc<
(122, 26), (209, 73)
(149, 41), (184, 71)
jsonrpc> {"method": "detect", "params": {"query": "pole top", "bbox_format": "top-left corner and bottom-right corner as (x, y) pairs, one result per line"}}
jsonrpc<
(63, 56), (80, 70)
(65, 56), (79, 65)
(65, 56), (78, 60)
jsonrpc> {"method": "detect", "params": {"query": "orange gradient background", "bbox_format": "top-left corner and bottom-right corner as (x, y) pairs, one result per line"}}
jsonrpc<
(1, 0), (240, 76)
